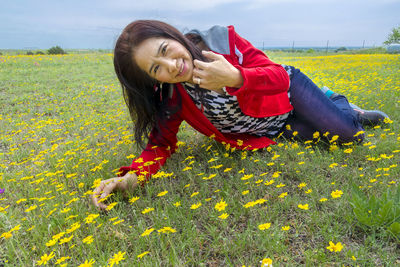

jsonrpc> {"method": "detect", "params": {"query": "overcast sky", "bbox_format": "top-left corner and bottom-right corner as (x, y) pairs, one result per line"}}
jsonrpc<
(1, 0), (399, 49)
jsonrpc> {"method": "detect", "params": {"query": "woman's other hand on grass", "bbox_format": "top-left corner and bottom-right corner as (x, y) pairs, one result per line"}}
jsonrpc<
(91, 172), (138, 210)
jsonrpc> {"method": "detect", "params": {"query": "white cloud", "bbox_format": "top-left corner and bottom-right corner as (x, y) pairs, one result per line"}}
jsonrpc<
(1, 0), (398, 48)
(104, 0), (244, 11)
(243, 0), (400, 9)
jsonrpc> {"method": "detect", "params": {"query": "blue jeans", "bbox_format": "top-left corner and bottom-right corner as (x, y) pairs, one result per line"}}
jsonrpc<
(281, 67), (365, 143)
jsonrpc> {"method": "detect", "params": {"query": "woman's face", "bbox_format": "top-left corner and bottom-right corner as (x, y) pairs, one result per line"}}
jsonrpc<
(133, 37), (194, 84)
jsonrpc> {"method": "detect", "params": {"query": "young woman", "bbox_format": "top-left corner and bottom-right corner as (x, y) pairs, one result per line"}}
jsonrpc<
(92, 20), (388, 209)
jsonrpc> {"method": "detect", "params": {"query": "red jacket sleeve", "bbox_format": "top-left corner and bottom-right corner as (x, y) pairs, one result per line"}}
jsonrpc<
(118, 109), (183, 184)
(225, 26), (290, 96)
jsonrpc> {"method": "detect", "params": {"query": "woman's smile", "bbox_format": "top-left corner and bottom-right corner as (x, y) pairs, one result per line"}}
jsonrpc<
(177, 59), (187, 77)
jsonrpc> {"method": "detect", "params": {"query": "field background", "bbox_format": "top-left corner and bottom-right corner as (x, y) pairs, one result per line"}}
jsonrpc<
(0, 52), (399, 266)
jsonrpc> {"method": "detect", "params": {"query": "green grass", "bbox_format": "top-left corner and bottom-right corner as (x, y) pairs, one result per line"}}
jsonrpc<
(0, 52), (399, 266)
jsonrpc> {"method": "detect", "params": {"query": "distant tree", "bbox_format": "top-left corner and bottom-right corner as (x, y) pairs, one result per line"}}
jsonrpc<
(48, 46), (67, 55)
(35, 51), (45, 55)
(0, 52), (2, 56)
(384, 26), (400, 45)
(26, 51), (34, 55)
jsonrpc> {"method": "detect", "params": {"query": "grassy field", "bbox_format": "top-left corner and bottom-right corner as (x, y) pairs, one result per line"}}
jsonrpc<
(0, 52), (399, 266)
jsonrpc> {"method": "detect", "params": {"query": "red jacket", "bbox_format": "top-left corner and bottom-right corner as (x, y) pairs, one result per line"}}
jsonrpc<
(119, 26), (292, 181)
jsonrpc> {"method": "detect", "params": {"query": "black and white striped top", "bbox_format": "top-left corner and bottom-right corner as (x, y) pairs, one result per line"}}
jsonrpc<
(184, 65), (295, 138)
(184, 90), (288, 138)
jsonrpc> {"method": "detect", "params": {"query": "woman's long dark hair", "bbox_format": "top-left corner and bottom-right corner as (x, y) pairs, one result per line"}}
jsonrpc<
(114, 20), (205, 148)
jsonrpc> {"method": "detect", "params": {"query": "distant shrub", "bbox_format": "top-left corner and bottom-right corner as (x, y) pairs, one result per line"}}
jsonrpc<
(357, 47), (387, 54)
(306, 48), (315, 53)
(26, 51), (34, 55)
(340, 47), (387, 55)
(335, 47), (347, 53)
(287, 49), (304, 53)
(48, 46), (67, 55)
(387, 44), (400, 54)
(0, 52), (2, 56)
(35, 51), (45, 55)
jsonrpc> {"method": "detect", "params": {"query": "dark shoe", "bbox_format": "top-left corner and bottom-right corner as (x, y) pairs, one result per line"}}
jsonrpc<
(349, 103), (389, 126)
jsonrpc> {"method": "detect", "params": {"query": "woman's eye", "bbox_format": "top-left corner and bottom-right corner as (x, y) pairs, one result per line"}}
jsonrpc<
(154, 66), (159, 73)
(162, 45), (167, 55)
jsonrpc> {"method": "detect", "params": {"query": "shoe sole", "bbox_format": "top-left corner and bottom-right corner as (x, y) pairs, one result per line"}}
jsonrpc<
(353, 108), (389, 126)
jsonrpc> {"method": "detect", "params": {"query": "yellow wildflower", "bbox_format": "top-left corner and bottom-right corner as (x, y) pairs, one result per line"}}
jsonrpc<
(326, 241), (344, 252)
(298, 182), (307, 188)
(344, 148), (353, 153)
(244, 201), (257, 208)
(331, 190), (343, 199)
(264, 179), (274, 186)
(10, 224), (21, 232)
(25, 205), (37, 212)
(105, 202), (118, 211)
(157, 227), (177, 233)
(190, 202), (202, 210)
(1, 232), (12, 239)
(55, 256), (71, 265)
(137, 251), (150, 259)
(59, 234), (73, 245)
(190, 192), (199, 198)
(218, 213), (229, 219)
(157, 191), (168, 197)
(141, 228), (155, 237)
(82, 235), (94, 244)
(108, 251), (126, 266)
(278, 192), (288, 198)
(37, 251), (55, 265)
(45, 239), (57, 247)
(91, 178), (101, 188)
(258, 223), (271, 230)
(241, 174), (254, 180)
(78, 259), (95, 267)
(84, 214), (99, 224)
(215, 200), (227, 211)
(298, 204), (309, 210)
(141, 207), (154, 214)
(66, 222), (81, 233)
(260, 258), (273, 267)
(129, 196), (139, 203)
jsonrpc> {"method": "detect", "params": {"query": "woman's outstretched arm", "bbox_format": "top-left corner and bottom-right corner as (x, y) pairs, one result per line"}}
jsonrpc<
(92, 96), (184, 209)
(117, 109), (184, 182)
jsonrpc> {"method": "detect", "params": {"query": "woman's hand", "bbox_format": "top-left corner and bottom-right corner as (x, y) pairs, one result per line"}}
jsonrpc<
(91, 172), (138, 210)
(192, 50), (243, 93)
